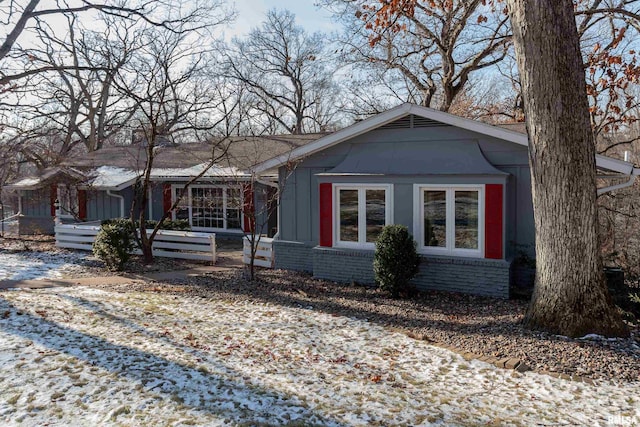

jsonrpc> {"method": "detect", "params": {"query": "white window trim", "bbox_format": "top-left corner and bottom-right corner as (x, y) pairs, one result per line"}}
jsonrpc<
(171, 184), (244, 233)
(413, 184), (484, 258)
(57, 184), (77, 219)
(333, 183), (393, 249)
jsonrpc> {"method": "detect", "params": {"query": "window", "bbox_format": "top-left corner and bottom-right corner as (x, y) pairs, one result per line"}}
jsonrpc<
(414, 185), (483, 257)
(334, 184), (392, 248)
(57, 184), (78, 218)
(172, 185), (243, 231)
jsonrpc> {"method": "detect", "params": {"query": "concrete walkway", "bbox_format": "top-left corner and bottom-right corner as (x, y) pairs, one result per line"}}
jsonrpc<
(0, 263), (239, 290)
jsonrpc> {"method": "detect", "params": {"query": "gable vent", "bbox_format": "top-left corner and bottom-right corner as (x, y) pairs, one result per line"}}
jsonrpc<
(412, 115), (449, 128)
(379, 115), (412, 130)
(378, 114), (449, 130)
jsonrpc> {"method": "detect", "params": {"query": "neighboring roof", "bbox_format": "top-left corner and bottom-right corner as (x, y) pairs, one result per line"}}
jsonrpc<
(78, 164), (251, 191)
(318, 140), (507, 176)
(150, 164), (247, 180)
(7, 133), (328, 190)
(62, 133), (328, 171)
(84, 166), (139, 191)
(4, 167), (86, 190)
(252, 103), (636, 176)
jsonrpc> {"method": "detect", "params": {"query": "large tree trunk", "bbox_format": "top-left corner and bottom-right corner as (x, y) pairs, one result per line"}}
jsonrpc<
(506, 0), (627, 337)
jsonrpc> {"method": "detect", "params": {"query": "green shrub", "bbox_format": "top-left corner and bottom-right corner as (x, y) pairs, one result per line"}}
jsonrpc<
(373, 225), (421, 297)
(93, 220), (135, 271)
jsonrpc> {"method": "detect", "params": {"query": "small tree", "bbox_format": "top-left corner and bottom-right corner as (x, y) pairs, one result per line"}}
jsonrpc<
(373, 225), (420, 297)
(243, 160), (296, 281)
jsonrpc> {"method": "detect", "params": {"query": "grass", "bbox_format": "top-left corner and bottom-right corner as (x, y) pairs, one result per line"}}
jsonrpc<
(109, 405), (131, 420)
(6, 393), (21, 405)
(50, 391), (65, 401)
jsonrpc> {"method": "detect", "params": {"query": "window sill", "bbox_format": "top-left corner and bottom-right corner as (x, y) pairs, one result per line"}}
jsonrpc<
(418, 249), (484, 259)
(334, 242), (376, 251)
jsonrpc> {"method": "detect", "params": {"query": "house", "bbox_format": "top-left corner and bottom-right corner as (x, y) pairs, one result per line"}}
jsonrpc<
(7, 104), (637, 298)
(253, 103), (639, 298)
(6, 134), (326, 236)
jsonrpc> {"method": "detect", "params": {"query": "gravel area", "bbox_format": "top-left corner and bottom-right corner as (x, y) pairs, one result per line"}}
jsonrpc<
(89, 269), (640, 384)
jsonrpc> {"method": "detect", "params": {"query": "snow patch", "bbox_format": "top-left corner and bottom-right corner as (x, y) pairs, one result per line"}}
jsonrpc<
(0, 286), (637, 425)
(89, 166), (138, 189)
(0, 251), (89, 281)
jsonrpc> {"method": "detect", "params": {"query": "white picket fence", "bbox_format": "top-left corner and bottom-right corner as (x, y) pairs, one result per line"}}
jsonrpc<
(55, 223), (217, 263)
(243, 237), (274, 268)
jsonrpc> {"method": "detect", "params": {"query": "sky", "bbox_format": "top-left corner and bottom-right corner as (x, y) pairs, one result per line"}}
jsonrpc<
(228, 0), (338, 38)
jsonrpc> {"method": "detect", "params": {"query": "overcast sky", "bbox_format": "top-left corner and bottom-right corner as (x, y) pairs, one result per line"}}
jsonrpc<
(228, 0), (338, 38)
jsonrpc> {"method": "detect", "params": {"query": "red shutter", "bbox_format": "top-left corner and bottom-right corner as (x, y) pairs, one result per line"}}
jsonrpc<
(78, 189), (87, 220)
(50, 184), (58, 217)
(243, 183), (255, 233)
(319, 183), (332, 247)
(485, 184), (503, 259)
(163, 184), (172, 214)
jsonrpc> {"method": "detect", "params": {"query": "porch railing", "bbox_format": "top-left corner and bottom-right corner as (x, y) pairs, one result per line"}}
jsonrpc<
(242, 236), (274, 268)
(55, 223), (216, 263)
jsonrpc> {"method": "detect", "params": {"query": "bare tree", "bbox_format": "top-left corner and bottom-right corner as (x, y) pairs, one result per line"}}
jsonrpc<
(325, 0), (640, 124)
(221, 9), (341, 134)
(112, 11), (234, 264)
(0, 0), (222, 86)
(0, 0), (235, 186)
(2, 11), (141, 163)
(323, 0), (511, 112)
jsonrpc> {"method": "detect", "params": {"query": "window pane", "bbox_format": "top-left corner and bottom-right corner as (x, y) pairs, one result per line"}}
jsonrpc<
(339, 189), (358, 242)
(455, 191), (479, 249)
(191, 187), (224, 229)
(424, 191), (446, 247)
(365, 189), (386, 243)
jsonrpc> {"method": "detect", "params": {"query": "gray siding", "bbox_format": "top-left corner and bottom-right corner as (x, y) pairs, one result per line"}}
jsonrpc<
(21, 188), (51, 218)
(19, 188), (54, 234)
(86, 188), (133, 221)
(279, 167), (327, 244)
(279, 125), (532, 251)
(500, 166), (535, 258)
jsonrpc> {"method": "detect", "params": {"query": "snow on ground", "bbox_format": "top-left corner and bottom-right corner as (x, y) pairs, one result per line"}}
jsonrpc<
(0, 285), (638, 427)
(0, 251), (90, 281)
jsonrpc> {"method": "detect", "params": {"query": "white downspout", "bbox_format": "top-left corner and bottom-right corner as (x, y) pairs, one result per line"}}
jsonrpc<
(106, 190), (125, 218)
(597, 168), (640, 195)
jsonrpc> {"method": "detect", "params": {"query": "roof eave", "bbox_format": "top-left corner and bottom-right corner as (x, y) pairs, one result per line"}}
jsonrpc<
(252, 103), (635, 176)
(252, 103), (532, 174)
